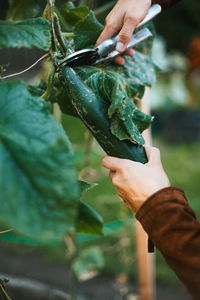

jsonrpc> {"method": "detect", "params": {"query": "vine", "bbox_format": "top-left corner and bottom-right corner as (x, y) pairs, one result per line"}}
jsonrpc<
(0, 278), (11, 300)
(0, 53), (49, 80)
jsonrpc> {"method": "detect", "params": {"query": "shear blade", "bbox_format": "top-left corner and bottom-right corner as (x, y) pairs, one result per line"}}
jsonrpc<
(59, 49), (99, 67)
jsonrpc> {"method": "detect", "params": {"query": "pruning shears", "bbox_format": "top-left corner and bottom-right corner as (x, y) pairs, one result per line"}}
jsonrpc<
(58, 4), (161, 68)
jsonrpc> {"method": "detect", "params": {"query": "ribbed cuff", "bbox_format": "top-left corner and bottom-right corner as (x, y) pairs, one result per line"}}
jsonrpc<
(136, 186), (186, 222)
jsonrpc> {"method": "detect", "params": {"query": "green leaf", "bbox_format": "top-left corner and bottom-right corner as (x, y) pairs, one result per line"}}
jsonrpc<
(72, 246), (104, 280)
(120, 53), (156, 87)
(0, 80), (80, 241)
(76, 64), (153, 145)
(78, 180), (97, 195)
(7, 0), (45, 21)
(76, 181), (103, 236)
(62, 3), (90, 26)
(74, 11), (103, 51)
(76, 201), (103, 235)
(0, 18), (50, 50)
(77, 217), (133, 243)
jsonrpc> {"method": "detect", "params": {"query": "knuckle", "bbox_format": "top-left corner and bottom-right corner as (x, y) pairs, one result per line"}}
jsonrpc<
(119, 166), (126, 175)
(105, 11), (112, 23)
(125, 14), (135, 23)
(118, 165), (126, 175)
(119, 32), (130, 43)
(105, 17), (116, 29)
(105, 15), (111, 24)
(125, 13), (139, 25)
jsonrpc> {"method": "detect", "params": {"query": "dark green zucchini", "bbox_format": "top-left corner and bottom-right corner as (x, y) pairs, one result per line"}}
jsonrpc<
(59, 66), (148, 164)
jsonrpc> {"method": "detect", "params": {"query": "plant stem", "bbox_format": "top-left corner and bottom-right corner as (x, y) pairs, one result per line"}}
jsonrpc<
(69, 266), (78, 300)
(48, 0), (58, 54)
(0, 54), (49, 80)
(41, 65), (56, 101)
(0, 284), (12, 300)
(81, 130), (93, 179)
(0, 228), (13, 234)
(62, 32), (74, 39)
(83, 130), (93, 168)
(54, 13), (67, 56)
(64, 235), (78, 300)
(54, 6), (70, 32)
(53, 103), (62, 123)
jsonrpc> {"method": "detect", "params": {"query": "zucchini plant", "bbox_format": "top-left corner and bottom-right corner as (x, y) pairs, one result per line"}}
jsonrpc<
(0, 0), (156, 274)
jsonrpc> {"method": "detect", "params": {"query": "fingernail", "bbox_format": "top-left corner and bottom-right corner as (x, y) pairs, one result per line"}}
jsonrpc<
(116, 42), (124, 52)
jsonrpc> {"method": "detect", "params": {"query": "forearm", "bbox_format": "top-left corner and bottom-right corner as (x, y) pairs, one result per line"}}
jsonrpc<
(136, 187), (200, 299)
(152, 0), (181, 10)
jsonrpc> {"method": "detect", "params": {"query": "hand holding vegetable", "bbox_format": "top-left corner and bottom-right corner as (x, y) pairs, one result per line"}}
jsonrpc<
(95, 0), (152, 65)
(102, 146), (170, 213)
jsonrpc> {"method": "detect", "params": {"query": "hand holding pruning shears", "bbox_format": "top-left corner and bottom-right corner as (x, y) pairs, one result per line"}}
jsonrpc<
(96, 0), (152, 65)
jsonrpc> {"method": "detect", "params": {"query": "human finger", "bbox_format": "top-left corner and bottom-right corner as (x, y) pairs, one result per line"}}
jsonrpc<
(95, 22), (120, 47)
(113, 48), (134, 65)
(145, 146), (161, 165)
(102, 156), (123, 171)
(116, 15), (138, 52)
(114, 56), (125, 65)
(126, 49), (134, 56)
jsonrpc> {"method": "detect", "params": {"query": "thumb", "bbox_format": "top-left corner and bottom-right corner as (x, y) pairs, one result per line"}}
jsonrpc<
(145, 146), (161, 165)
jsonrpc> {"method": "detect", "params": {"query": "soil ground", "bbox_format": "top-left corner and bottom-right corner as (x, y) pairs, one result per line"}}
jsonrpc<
(0, 243), (192, 300)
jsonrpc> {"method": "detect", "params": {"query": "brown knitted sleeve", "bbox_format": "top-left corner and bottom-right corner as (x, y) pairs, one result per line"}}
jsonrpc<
(136, 187), (200, 299)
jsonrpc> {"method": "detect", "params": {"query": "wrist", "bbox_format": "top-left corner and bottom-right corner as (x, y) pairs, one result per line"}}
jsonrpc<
(134, 200), (145, 213)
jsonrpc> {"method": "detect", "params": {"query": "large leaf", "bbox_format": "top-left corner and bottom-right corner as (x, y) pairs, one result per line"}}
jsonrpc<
(7, 0), (45, 21)
(0, 17), (50, 50)
(74, 11), (104, 51)
(0, 80), (80, 241)
(76, 62), (153, 145)
(7, 81), (103, 238)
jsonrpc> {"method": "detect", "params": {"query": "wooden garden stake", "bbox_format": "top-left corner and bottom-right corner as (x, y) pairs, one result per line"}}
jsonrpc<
(135, 89), (155, 300)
